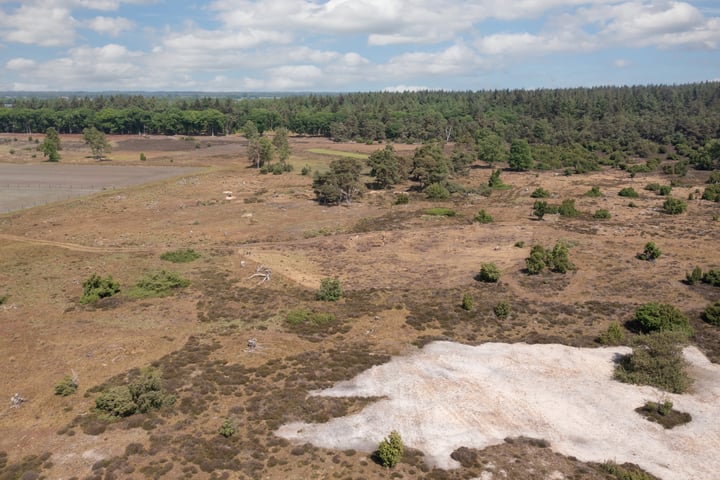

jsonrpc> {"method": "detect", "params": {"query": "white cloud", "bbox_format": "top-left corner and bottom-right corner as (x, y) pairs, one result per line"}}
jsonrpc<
(385, 43), (485, 77)
(614, 58), (630, 67)
(0, 4), (77, 46)
(86, 16), (134, 36)
(383, 85), (433, 92)
(5, 57), (37, 70)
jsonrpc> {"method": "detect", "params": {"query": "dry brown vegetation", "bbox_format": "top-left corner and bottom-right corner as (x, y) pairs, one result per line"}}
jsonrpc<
(0, 133), (718, 479)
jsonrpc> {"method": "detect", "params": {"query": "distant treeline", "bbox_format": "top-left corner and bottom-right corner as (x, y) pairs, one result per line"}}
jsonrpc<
(1, 83), (719, 170)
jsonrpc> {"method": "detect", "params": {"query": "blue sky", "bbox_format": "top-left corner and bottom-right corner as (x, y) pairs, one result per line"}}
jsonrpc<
(0, 0), (718, 92)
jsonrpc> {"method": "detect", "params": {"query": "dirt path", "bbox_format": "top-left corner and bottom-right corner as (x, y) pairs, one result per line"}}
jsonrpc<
(0, 233), (156, 254)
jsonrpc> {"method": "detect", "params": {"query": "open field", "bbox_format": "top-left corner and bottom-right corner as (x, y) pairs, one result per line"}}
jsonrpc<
(0, 133), (719, 479)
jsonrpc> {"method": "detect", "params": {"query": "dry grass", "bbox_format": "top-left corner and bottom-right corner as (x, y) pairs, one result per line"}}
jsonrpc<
(1, 134), (718, 479)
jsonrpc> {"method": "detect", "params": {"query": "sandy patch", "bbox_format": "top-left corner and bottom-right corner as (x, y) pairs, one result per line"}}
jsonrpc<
(277, 342), (720, 480)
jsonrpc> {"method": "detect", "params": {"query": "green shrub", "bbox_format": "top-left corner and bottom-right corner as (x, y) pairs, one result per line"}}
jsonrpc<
(219, 419), (235, 438)
(80, 273), (120, 304)
(635, 302), (693, 336)
(585, 186), (603, 197)
(599, 460), (658, 480)
(0, 294), (8, 305)
(317, 278), (343, 301)
(598, 322), (625, 345)
(95, 367), (173, 418)
(376, 431), (403, 468)
(129, 270), (189, 298)
(514, 241), (525, 248)
(628, 201), (637, 208)
(95, 386), (137, 418)
(54, 375), (78, 396)
(637, 242), (661, 261)
(614, 331), (692, 393)
(701, 184), (720, 201)
(637, 400), (691, 429)
(461, 293), (474, 311)
(494, 301), (510, 319)
(394, 193), (409, 205)
(424, 207), (456, 217)
(474, 210), (493, 224)
(707, 171), (720, 184)
(139, 153), (146, 161)
(702, 268), (720, 286)
(558, 199), (579, 217)
(686, 266), (702, 285)
(525, 242), (575, 274)
(662, 197), (687, 214)
(476, 263), (500, 283)
(644, 183), (661, 192)
(658, 185), (672, 196)
(160, 249), (200, 263)
(618, 187), (639, 198)
(530, 187), (550, 198)
(703, 301), (720, 326)
(301, 165), (311, 176)
(425, 182), (450, 200)
(525, 245), (548, 274)
(593, 209), (611, 219)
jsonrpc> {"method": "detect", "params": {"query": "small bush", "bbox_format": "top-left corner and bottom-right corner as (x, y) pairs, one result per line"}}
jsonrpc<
(473, 210), (493, 224)
(530, 187), (550, 198)
(424, 182), (450, 200)
(658, 185), (672, 196)
(685, 266), (702, 285)
(317, 278), (343, 301)
(637, 242), (661, 261)
(525, 242), (575, 274)
(701, 184), (720, 202)
(476, 263), (500, 283)
(598, 322), (625, 345)
(488, 169), (506, 188)
(514, 241), (525, 248)
(376, 431), (403, 468)
(585, 186), (602, 197)
(219, 419), (235, 438)
(139, 153), (146, 161)
(95, 367), (173, 418)
(394, 193), (409, 205)
(619, 187), (639, 198)
(558, 199), (579, 217)
(662, 197), (687, 214)
(525, 245), (548, 274)
(80, 274), (120, 304)
(703, 301), (720, 326)
(160, 249), (200, 263)
(494, 301), (510, 320)
(424, 207), (455, 217)
(593, 209), (611, 219)
(95, 386), (137, 418)
(128, 270), (189, 298)
(637, 400), (691, 429)
(599, 460), (658, 480)
(461, 293), (473, 311)
(635, 302), (693, 336)
(614, 331), (692, 393)
(54, 375), (78, 396)
(301, 165), (311, 176)
(702, 268), (720, 286)
(645, 183), (661, 192)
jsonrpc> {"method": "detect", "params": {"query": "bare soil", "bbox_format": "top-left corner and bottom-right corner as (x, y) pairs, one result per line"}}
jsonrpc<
(0, 133), (718, 479)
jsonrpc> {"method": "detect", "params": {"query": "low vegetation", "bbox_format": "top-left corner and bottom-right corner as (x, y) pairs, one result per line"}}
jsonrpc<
(494, 301), (510, 320)
(316, 278), (343, 301)
(585, 186), (602, 197)
(424, 207), (456, 217)
(80, 273), (120, 304)
(128, 270), (190, 298)
(473, 209), (494, 224)
(525, 242), (575, 274)
(160, 249), (201, 263)
(95, 367), (174, 418)
(376, 431), (404, 468)
(598, 322), (625, 346)
(618, 187), (639, 198)
(54, 375), (78, 397)
(530, 187), (550, 198)
(614, 331), (692, 394)
(476, 263), (501, 283)
(637, 242), (661, 261)
(634, 302), (693, 336)
(662, 197), (687, 214)
(703, 301), (720, 326)
(218, 419), (235, 438)
(461, 293), (474, 311)
(593, 209), (611, 219)
(636, 400), (691, 429)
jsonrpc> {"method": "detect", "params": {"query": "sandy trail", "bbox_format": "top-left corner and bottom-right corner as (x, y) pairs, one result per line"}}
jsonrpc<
(278, 342), (720, 480)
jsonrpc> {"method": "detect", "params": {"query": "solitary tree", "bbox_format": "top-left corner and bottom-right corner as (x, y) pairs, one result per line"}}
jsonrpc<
(508, 139), (533, 171)
(38, 127), (61, 162)
(313, 158), (364, 205)
(243, 120), (261, 168)
(368, 144), (402, 189)
(272, 127), (291, 162)
(376, 431), (404, 468)
(83, 127), (111, 160)
(411, 142), (449, 188)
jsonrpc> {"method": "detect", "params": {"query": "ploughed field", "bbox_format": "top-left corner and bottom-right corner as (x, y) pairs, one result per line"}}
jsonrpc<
(0, 133), (718, 479)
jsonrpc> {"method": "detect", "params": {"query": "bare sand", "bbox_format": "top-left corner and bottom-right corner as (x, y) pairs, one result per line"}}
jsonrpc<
(277, 342), (720, 480)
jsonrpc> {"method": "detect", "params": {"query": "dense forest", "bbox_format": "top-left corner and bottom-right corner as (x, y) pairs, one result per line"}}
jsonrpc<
(1, 83), (719, 172)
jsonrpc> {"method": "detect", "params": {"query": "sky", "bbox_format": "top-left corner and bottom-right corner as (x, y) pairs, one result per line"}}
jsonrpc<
(0, 0), (718, 92)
